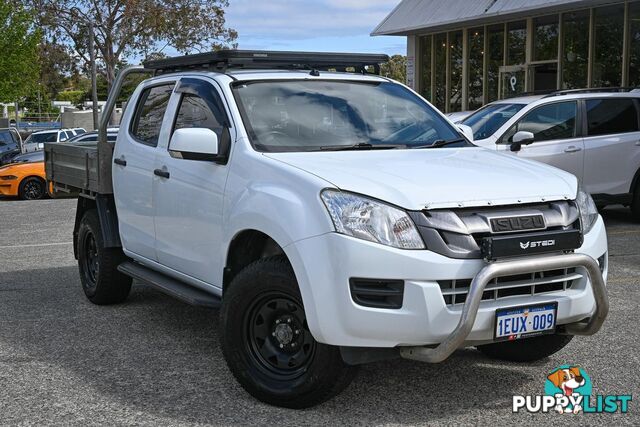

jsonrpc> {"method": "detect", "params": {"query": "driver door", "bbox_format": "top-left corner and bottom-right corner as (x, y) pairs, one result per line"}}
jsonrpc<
(497, 101), (584, 181)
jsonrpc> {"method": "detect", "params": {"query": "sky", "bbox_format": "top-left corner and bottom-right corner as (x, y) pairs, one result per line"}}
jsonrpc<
(223, 0), (405, 55)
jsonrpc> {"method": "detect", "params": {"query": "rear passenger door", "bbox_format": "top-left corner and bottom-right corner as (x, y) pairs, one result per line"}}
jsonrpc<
(498, 101), (584, 180)
(581, 98), (640, 196)
(112, 80), (176, 261)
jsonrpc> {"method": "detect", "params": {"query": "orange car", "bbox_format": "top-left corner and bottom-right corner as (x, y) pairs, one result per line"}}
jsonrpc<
(0, 151), (49, 200)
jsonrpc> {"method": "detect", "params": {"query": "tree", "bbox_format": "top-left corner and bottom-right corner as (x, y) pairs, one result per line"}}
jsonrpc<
(0, 1), (40, 104)
(38, 41), (77, 100)
(381, 55), (407, 84)
(34, 0), (237, 88)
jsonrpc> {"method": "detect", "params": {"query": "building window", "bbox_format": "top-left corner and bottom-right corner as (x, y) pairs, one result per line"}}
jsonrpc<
(592, 4), (624, 87)
(562, 10), (589, 89)
(487, 24), (504, 102)
(533, 15), (559, 61)
(449, 31), (463, 112)
(419, 35), (432, 101)
(628, 3), (640, 87)
(467, 27), (484, 110)
(507, 21), (526, 65)
(434, 33), (447, 111)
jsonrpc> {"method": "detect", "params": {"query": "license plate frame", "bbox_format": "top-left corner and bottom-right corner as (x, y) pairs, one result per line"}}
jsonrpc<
(494, 302), (558, 342)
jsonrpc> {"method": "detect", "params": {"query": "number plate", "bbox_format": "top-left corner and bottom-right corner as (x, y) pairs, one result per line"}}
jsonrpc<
(494, 302), (557, 341)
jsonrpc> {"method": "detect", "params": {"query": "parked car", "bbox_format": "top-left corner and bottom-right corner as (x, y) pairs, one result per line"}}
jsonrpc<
(23, 129), (71, 153)
(460, 89), (640, 219)
(45, 51), (608, 408)
(0, 128), (22, 165)
(0, 150), (47, 199)
(446, 110), (474, 123)
(67, 130), (118, 143)
(71, 127), (87, 135)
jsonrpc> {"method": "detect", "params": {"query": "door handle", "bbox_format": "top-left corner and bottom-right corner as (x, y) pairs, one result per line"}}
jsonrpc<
(154, 168), (170, 179)
(564, 146), (582, 153)
(113, 157), (127, 166)
(635, 141), (640, 146)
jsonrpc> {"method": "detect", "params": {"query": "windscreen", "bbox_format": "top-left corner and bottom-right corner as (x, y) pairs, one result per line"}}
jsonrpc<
(462, 103), (525, 140)
(0, 131), (17, 149)
(11, 151), (44, 163)
(233, 80), (463, 152)
(28, 132), (58, 143)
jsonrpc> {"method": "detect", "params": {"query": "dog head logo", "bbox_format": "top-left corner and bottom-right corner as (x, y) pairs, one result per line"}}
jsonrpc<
(520, 241), (530, 249)
(547, 367), (585, 396)
(545, 365), (592, 414)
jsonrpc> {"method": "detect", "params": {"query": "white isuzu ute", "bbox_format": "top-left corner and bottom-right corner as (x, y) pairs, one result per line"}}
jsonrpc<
(45, 51), (609, 409)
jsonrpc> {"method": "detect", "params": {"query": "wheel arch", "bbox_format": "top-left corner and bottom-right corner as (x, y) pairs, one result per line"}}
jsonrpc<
(224, 229), (286, 291)
(73, 194), (122, 259)
(631, 166), (640, 196)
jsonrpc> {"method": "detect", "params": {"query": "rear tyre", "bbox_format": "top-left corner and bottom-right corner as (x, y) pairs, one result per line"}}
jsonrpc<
(632, 180), (640, 222)
(220, 256), (357, 408)
(477, 334), (573, 362)
(18, 177), (46, 200)
(77, 209), (131, 305)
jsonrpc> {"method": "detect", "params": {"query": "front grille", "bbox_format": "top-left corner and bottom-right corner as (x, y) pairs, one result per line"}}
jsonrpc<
(408, 201), (581, 259)
(438, 267), (581, 306)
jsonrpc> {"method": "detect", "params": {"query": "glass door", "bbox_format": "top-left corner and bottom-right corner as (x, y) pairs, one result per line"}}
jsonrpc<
(528, 62), (558, 93)
(499, 65), (526, 99)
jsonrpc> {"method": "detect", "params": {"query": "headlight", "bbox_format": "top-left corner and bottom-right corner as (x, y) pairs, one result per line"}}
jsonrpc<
(320, 189), (425, 249)
(576, 187), (598, 233)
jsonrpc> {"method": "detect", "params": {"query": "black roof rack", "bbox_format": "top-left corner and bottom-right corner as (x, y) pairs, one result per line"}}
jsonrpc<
(143, 50), (390, 75)
(543, 87), (640, 97)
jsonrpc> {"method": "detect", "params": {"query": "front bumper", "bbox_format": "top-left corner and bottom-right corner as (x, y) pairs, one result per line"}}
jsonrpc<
(0, 181), (18, 196)
(285, 215), (608, 349)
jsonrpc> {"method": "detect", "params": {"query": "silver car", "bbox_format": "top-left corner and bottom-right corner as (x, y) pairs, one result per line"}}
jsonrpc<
(461, 90), (640, 219)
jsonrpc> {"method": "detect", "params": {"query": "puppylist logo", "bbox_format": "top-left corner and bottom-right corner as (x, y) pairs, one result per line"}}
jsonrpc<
(513, 365), (632, 414)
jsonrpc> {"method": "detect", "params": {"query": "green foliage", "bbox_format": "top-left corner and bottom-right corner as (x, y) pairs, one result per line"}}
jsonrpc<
(36, 0), (237, 86)
(0, 1), (41, 102)
(57, 90), (86, 106)
(38, 41), (78, 99)
(381, 55), (407, 83)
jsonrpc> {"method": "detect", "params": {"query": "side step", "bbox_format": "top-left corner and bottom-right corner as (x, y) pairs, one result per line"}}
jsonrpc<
(118, 261), (221, 308)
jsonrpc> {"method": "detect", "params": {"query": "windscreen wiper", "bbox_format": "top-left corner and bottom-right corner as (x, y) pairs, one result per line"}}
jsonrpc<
(413, 138), (467, 149)
(319, 142), (406, 151)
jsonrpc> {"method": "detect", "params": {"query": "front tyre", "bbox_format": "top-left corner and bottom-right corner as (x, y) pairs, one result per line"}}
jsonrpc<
(18, 177), (46, 200)
(77, 209), (132, 305)
(220, 256), (356, 408)
(632, 180), (640, 222)
(477, 334), (573, 362)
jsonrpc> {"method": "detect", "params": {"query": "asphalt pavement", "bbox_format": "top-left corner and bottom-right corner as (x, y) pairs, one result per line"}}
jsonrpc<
(0, 197), (639, 426)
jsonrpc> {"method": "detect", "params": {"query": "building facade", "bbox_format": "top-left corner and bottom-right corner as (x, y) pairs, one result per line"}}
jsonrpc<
(373, 0), (640, 112)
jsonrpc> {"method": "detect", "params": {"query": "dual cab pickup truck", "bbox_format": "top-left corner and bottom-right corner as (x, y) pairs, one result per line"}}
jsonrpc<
(45, 50), (609, 409)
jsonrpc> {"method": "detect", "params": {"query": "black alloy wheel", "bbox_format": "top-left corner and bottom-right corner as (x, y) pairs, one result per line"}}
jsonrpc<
(19, 177), (45, 200)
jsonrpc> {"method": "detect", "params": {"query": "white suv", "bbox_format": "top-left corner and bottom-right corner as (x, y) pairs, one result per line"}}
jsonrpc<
(23, 129), (71, 152)
(461, 90), (640, 219)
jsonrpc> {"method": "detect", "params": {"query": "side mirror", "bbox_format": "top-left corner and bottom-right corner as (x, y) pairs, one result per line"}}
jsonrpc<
(169, 127), (219, 161)
(37, 143), (44, 150)
(457, 124), (474, 142)
(510, 131), (535, 152)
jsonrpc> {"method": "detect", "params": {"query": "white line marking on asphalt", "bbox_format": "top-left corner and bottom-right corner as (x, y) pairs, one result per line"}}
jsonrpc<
(0, 242), (73, 249)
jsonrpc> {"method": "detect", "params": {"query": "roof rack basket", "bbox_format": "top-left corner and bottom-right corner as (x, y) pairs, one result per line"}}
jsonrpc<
(143, 50), (390, 75)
